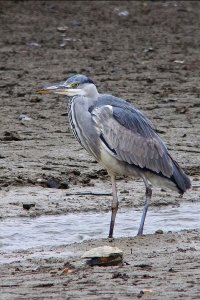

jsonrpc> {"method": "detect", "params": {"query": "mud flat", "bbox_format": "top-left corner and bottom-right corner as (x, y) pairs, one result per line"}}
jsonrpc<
(0, 1), (200, 299)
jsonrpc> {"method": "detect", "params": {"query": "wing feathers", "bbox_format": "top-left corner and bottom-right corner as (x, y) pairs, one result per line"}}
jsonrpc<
(92, 105), (173, 178)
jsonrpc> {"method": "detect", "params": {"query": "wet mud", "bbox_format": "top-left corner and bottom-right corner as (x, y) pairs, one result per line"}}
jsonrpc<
(0, 1), (200, 299)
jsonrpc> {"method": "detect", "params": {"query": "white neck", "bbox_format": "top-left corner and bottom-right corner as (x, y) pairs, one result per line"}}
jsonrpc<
(83, 83), (99, 99)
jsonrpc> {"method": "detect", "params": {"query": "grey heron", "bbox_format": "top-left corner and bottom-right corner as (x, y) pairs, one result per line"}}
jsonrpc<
(38, 74), (191, 238)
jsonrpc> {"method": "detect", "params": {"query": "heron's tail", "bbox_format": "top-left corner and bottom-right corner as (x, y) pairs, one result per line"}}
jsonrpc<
(171, 159), (191, 195)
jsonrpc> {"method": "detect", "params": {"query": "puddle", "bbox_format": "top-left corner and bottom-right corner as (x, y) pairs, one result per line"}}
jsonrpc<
(0, 203), (199, 253)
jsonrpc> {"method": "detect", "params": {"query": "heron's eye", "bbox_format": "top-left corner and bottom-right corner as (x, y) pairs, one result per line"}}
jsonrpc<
(71, 82), (79, 88)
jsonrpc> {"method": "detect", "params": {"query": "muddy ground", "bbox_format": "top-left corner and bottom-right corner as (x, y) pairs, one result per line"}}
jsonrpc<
(0, 1), (200, 299)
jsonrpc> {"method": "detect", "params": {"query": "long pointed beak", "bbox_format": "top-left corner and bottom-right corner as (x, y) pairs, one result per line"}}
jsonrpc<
(37, 82), (69, 95)
(38, 83), (84, 96)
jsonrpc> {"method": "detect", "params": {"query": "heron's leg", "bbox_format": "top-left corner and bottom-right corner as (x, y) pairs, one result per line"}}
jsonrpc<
(108, 175), (119, 239)
(137, 178), (152, 236)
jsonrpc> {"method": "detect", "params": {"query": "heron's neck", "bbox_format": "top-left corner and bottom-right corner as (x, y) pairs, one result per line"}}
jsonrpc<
(67, 85), (99, 112)
(85, 83), (99, 100)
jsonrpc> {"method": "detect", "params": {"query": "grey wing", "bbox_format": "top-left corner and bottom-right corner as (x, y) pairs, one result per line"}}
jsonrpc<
(91, 104), (173, 178)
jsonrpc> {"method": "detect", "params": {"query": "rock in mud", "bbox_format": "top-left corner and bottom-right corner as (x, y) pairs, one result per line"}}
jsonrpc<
(82, 245), (123, 267)
(2, 131), (22, 141)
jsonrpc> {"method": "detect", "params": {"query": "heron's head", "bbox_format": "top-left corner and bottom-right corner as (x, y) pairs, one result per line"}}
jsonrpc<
(38, 74), (98, 98)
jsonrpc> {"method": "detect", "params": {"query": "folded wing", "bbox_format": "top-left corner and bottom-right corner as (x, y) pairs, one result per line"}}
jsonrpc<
(91, 104), (173, 178)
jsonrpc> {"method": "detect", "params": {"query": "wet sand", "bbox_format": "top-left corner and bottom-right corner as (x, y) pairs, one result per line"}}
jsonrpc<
(0, 1), (200, 299)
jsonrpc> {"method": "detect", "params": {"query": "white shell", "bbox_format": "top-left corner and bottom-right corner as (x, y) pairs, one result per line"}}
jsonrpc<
(82, 246), (123, 258)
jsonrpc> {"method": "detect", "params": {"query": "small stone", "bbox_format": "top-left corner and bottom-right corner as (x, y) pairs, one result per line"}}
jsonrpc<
(112, 272), (129, 280)
(23, 203), (35, 210)
(47, 178), (60, 189)
(174, 60), (184, 64)
(60, 181), (69, 189)
(168, 267), (176, 272)
(3, 131), (22, 141)
(18, 114), (32, 121)
(57, 26), (68, 32)
(60, 267), (75, 275)
(142, 289), (154, 295)
(28, 42), (41, 47)
(36, 178), (46, 183)
(144, 47), (154, 53)
(155, 229), (164, 234)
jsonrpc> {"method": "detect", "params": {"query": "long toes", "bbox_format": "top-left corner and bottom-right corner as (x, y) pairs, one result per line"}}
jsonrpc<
(108, 237), (114, 242)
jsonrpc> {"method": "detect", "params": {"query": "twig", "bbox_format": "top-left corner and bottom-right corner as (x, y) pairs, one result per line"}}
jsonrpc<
(66, 191), (112, 196)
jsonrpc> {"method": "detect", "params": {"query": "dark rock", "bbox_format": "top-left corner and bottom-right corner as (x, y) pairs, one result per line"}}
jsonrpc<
(23, 203), (35, 210)
(2, 131), (22, 141)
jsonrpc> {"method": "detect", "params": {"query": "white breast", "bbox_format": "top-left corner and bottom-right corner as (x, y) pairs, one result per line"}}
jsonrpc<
(99, 143), (139, 177)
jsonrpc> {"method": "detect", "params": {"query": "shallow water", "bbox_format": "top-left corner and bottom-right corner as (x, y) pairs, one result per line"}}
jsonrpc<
(0, 203), (199, 252)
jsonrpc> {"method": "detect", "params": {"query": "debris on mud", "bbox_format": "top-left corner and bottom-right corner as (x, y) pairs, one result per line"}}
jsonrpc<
(82, 246), (123, 267)
(1, 131), (22, 141)
(22, 203), (36, 210)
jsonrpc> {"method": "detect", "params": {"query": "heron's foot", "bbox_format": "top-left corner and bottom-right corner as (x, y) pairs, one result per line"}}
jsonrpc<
(108, 237), (114, 242)
(137, 229), (143, 236)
